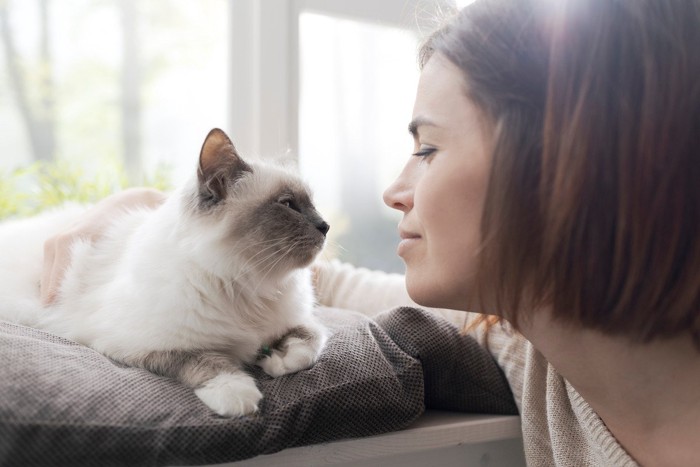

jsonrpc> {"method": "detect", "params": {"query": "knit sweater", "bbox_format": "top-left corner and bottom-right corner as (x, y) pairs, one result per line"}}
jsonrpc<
(314, 260), (638, 466)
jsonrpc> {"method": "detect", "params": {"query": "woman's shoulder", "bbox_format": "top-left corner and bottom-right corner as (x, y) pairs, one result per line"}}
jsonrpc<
(515, 348), (638, 466)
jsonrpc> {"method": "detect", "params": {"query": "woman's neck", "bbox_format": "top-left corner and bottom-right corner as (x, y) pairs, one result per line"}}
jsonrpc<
(520, 313), (700, 466)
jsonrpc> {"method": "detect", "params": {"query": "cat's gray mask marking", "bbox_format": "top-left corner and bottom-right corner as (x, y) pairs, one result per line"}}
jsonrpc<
(194, 128), (329, 271)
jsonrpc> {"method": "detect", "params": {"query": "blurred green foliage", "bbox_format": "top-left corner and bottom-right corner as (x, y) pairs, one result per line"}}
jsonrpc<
(0, 159), (171, 221)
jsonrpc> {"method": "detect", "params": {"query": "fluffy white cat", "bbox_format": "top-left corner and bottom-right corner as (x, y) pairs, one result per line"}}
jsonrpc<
(0, 128), (329, 417)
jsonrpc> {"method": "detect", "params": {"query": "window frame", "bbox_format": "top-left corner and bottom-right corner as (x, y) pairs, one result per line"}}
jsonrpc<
(226, 0), (452, 160)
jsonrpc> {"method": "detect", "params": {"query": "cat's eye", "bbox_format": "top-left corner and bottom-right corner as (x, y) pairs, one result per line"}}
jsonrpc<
(278, 196), (299, 212)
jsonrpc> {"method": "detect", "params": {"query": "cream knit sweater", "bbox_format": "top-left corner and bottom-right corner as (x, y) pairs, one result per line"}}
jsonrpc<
(314, 260), (638, 466)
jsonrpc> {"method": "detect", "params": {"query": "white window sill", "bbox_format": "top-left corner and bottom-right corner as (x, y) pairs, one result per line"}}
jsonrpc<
(215, 411), (525, 467)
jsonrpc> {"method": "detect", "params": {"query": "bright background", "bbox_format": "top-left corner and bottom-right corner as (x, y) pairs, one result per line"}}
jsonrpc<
(0, 0), (462, 273)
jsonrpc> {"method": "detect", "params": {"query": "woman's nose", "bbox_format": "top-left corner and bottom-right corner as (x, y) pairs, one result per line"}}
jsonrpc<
(383, 171), (413, 212)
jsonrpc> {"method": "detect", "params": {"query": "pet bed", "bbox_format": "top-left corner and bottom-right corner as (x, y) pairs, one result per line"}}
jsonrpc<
(0, 306), (517, 466)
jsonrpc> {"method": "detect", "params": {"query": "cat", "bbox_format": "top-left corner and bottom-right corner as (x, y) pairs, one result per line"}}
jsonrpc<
(0, 128), (330, 417)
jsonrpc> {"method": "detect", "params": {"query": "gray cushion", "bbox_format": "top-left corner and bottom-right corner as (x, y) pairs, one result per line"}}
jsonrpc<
(0, 306), (517, 466)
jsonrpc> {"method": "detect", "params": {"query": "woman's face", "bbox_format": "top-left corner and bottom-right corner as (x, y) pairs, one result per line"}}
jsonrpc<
(383, 53), (492, 311)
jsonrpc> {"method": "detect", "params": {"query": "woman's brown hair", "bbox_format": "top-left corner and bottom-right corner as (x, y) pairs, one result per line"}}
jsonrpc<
(423, 0), (700, 344)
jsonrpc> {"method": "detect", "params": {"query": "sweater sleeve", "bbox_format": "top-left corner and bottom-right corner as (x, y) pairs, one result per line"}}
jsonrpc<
(314, 259), (469, 330)
(314, 259), (413, 315)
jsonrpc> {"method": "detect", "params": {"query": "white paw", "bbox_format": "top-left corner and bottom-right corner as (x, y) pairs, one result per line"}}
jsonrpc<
(258, 337), (321, 378)
(194, 372), (262, 417)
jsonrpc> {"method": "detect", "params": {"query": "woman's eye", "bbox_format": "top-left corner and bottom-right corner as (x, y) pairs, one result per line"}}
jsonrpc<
(412, 146), (437, 158)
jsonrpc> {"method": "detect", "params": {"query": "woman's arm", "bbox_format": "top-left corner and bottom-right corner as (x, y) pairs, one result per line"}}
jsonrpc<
(313, 259), (468, 328)
(41, 187), (166, 305)
(313, 259), (412, 316)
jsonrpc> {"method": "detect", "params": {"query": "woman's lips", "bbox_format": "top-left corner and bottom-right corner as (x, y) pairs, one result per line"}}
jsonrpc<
(397, 230), (421, 256)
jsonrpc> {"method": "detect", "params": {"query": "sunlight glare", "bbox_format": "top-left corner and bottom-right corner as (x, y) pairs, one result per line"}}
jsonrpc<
(455, 0), (477, 8)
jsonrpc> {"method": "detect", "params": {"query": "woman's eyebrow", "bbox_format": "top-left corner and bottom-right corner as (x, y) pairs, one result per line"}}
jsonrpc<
(408, 116), (438, 137)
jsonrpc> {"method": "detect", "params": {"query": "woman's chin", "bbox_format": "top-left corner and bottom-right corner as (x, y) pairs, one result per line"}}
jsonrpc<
(405, 270), (471, 311)
(405, 272), (441, 308)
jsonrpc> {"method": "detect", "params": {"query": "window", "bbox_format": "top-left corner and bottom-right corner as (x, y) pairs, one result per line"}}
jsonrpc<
(1, 0), (456, 273)
(298, 12), (419, 272)
(0, 1), (228, 199)
(227, 0), (454, 273)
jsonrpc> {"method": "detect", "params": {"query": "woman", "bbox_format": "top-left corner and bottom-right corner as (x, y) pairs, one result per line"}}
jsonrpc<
(42, 0), (700, 464)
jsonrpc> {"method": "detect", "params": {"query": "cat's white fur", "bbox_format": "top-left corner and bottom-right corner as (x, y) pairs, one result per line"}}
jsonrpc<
(0, 129), (328, 417)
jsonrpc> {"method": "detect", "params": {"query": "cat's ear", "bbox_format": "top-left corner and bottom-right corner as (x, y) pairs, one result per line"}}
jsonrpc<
(198, 128), (251, 204)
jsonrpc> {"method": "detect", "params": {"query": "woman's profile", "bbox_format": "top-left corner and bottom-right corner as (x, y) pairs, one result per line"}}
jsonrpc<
(319, 1), (700, 464)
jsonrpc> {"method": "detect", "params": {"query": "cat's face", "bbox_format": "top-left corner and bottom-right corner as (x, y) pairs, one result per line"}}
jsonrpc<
(183, 129), (329, 280)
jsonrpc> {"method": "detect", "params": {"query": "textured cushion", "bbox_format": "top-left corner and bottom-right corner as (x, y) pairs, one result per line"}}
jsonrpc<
(0, 306), (517, 466)
(376, 307), (518, 414)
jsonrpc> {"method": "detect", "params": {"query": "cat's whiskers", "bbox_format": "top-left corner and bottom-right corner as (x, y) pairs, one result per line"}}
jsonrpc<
(318, 240), (345, 262)
(331, 240), (347, 253)
(200, 237), (293, 311)
(252, 239), (306, 297)
(247, 246), (299, 296)
(231, 238), (292, 283)
(232, 238), (290, 275)
(250, 239), (299, 285)
(214, 237), (285, 278)
(235, 233), (311, 278)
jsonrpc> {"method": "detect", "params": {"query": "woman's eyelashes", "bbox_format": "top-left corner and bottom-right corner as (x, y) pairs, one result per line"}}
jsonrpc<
(412, 145), (437, 158)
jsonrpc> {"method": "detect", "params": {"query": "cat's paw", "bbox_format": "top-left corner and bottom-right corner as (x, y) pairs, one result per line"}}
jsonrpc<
(194, 372), (262, 417)
(258, 327), (326, 378)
